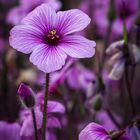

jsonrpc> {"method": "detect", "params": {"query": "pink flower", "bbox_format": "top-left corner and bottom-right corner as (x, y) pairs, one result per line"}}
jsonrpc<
(79, 122), (111, 140)
(66, 63), (96, 91)
(79, 122), (130, 140)
(9, 4), (96, 73)
(7, 0), (62, 25)
(95, 0), (139, 38)
(0, 121), (21, 140)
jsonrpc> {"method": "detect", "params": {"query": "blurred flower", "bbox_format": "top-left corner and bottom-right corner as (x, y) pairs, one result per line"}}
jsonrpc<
(106, 40), (140, 80)
(20, 92), (65, 138)
(7, 0), (62, 25)
(80, 0), (139, 38)
(0, 121), (21, 140)
(66, 63), (96, 91)
(10, 4), (96, 73)
(49, 59), (75, 93)
(79, 122), (129, 140)
(96, 0), (139, 38)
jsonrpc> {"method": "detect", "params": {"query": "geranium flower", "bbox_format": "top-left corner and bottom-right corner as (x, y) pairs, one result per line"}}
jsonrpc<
(9, 4), (96, 73)
(79, 122), (130, 140)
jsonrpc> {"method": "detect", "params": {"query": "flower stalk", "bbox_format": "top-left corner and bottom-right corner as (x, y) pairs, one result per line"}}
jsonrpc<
(31, 108), (38, 140)
(42, 74), (49, 140)
(122, 0), (136, 116)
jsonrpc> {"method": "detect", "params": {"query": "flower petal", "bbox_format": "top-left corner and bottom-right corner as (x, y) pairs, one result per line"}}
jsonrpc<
(0, 121), (21, 140)
(30, 44), (67, 73)
(47, 116), (61, 128)
(20, 107), (42, 137)
(109, 59), (125, 80)
(10, 25), (43, 53)
(79, 122), (111, 140)
(21, 3), (57, 33)
(56, 9), (91, 35)
(58, 35), (96, 58)
(48, 101), (65, 114)
(106, 40), (124, 56)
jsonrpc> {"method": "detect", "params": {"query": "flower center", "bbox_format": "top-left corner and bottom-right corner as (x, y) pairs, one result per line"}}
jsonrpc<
(46, 29), (60, 46)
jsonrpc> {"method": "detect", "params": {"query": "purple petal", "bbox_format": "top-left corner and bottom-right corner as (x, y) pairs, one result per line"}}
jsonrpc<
(48, 101), (65, 114)
(7, 6), (28, 25)
(56, 9), (91, 35)
(21, 4), (57, 33)
(109, 59), (125, 80)
(58, 35), (96, 58)
(46, 130), (57, 140)
(45, 0), (62, 11)
(10, 25), (43, 54)
(47, 116), (61, 128)
(106, 40), (124, 55)
(20, 107), (42, 137)
(0, 121), (21, 140)
(79, 122), (111, 140)
(30, 44), (67, 73)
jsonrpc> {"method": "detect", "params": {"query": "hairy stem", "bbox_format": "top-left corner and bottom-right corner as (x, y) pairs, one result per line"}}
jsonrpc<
(31, 108), (38, 140)
(42, 74), (49, 140)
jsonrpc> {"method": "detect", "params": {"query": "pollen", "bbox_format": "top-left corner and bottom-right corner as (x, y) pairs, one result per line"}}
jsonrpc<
(50, 30), (57, 35)
(46, 29), (60, 45)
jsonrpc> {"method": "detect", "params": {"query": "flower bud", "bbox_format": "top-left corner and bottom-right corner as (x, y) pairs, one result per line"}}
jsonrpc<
(92, 94), (103, 111)
(18, 83), (35, 108)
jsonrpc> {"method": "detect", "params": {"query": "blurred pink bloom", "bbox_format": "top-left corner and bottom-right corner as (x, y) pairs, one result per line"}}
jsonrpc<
(80, 0), (139, 38)
(66, 63), (96, 91)
(20, 92), (65, 138)
(49, 59), (75, 93)
(95, 0), (139, 38)
(9, 4), (96, 73)
(0, 121), (21, 140)
(7, 0), (62, 25)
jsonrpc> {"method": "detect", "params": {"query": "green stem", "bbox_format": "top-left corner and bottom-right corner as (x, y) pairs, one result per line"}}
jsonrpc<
(122, 1), (128, 45)
(31, 108), (38, 140)
(123, 20), (128, 45)
(42, 74), (49, 140)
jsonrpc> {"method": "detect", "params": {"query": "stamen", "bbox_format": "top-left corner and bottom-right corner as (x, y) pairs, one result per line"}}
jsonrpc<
(46, 29), (60, 45)
(50, 30), (57, 35)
